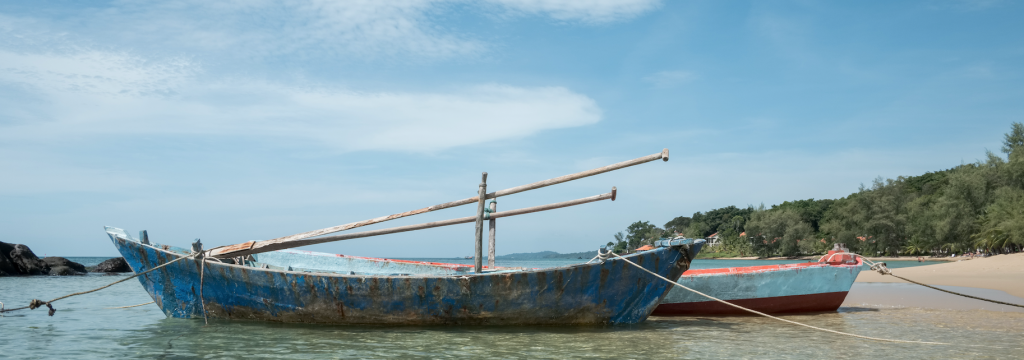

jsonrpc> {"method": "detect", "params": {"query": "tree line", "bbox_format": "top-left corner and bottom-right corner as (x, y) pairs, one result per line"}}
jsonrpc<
(607, 123), (1024, 257)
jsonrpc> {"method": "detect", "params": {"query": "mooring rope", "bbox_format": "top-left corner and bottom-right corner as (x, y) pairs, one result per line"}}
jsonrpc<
(199, 254), (209, 325)
(819, 253), (1024, 308)
(606, 251), (947, 345)
(0, 253), (197, 315)
(105, 301), (155, 309)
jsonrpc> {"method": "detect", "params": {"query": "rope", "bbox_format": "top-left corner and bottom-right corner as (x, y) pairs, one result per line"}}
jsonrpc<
(608, 252), (947, 345)
(483, 199), (497, 220)
(0, 253), (197, 315)
(105, 301), (155, 309)
(862, 259), (1024, 309)
(820, 252), (1024, 308)
(199, 253), (209, 325)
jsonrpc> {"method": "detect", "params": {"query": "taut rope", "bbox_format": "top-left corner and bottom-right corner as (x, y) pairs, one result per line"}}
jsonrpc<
(606, 251), (947, 345)
(105, 301), (155, 309)
(0, 253), (197, 315)
(819, 253), (1024, 308)
(854, 256), (1024, 309)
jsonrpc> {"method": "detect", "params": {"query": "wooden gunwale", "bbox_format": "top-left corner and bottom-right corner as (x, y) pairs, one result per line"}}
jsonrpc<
(121, 234), (672, 279)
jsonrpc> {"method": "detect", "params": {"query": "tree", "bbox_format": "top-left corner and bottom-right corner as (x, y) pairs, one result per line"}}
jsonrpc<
(685, 206), (754, 238)
(745, 209), (813, 257)
(611, 232), (627, 253)
(625, 221), (656, 251)
(663, 216), (691, 235)
(1002, 122), (1024, 154)
(821, 177), (913, 256)
(974, 187), (1024, 251)
(772, 199), (835, 233)
(643, 228), (665, 246)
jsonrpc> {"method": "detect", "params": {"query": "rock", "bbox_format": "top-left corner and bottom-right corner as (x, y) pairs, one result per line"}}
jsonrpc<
(93, 257), (132, 273)
(10, 244), (49, 275)
(42, 257), (87, 275)
(0, 241), (17, 276)
(48, 266), (84, 276)
(0, 253), (17, 276)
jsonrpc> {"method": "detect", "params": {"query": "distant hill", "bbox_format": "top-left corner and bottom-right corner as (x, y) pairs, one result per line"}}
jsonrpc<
(494, 250), (598, 260)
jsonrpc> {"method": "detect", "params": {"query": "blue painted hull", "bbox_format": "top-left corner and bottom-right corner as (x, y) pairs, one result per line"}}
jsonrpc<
(655, 260), (863, 315)
(107, 229), (704, 325)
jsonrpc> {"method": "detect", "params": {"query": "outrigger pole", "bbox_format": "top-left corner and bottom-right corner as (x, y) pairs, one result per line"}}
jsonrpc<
(210, 149), (668, 258)
(211, 189), (617, 258)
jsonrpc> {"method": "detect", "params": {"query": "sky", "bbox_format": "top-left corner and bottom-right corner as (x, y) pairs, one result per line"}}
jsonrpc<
(1, 0), (1022, 257)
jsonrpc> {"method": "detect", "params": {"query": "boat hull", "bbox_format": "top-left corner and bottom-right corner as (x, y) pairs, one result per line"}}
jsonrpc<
(108, 231), (703, 325)
(653, 261), (861, 316)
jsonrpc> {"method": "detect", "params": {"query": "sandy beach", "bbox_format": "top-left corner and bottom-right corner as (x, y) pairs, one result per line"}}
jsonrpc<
(856, 252), (1024, 298)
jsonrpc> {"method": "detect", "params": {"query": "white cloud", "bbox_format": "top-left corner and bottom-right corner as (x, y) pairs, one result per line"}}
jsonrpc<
(0, 49), (197, 96)
(0, 0), (660, 65)
(487, 0), (661, 23)
(642, 70), (694, 88)
(0, 48), (601, 152)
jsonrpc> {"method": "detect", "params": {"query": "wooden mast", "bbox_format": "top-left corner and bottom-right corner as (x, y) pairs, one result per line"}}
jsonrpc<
(474, 173), (487, 273)
(209, 149), (668, 258)
(210, 190), (617, 258)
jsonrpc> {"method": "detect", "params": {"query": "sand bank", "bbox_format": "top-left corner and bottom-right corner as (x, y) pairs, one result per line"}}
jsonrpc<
(843, 283), (1024, 312)
(856, 252), (1024, 298)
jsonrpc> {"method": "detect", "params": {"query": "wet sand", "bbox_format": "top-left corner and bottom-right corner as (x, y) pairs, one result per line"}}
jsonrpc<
(844, 283), (1024, 313)
(856, 253), (1024, 298)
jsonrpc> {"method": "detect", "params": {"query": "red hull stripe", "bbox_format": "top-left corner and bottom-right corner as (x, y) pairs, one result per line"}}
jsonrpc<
(652, 291), (850, 316)
(683, 262), (849, 276)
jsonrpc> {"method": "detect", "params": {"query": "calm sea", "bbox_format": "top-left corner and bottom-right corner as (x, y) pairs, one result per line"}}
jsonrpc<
(2, 258), (1021, 359)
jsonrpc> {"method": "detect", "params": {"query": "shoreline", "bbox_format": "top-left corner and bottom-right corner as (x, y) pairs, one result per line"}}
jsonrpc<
(855, 252), (1024, 298)
(700, 255), (964, 261)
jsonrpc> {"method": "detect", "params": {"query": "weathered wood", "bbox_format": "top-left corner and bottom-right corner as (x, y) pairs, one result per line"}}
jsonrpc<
(474, 173), (487, 273)
(488, 200), (497, 269)
(484, 149), (666, 200)
(210, 190), (617, 258)
(210, 149), (667, 258)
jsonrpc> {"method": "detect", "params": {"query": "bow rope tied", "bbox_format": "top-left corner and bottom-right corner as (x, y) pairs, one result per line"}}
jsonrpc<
(482, 199), (497, 220)
(0, 238), (205, 316)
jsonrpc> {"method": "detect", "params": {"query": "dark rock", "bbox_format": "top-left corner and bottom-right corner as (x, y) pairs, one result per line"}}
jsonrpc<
(0, 252), (17, 276)
(10, 244), (49, 275)
(0, 241), (15, 257)
(42, 257), (87, 275)
(48, 266), (84, 276)
(93, 257), (132, 273)
(0, 241), (17, 276)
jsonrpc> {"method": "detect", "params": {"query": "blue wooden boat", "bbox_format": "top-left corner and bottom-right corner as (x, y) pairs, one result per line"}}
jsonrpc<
(105, 227), (705, 325)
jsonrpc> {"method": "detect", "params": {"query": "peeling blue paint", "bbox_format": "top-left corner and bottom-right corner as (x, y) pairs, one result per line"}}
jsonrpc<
(105, 227), (704, 325)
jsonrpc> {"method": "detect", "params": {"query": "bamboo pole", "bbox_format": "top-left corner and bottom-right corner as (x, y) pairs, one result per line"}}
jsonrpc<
(210, 149), (667, 258)
(488, 199), (497, 269)
(210, 190), (617, 258)
(475, 173), (487, 273)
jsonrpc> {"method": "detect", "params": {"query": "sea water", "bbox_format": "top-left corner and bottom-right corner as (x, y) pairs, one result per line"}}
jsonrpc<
(1, 259), (1021, 359)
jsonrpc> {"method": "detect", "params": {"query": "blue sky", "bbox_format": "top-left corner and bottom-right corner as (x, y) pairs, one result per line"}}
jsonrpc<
(2, 0), (1021, 257)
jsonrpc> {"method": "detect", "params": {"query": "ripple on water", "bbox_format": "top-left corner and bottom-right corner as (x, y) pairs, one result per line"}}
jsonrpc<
(2, 271), (1022, 359)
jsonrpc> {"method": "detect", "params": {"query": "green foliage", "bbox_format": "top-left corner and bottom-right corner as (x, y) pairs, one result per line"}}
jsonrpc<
(611, 123), (1024, 257)
(1002, 122), (1024, 154)
(611, 232), (627, 253)
(745, 209), (814, 257)
(663, 216), (691, 235)
(772, 198), (834, 232)
(625, 221), (656, 250)
(686, 206), (754, 238)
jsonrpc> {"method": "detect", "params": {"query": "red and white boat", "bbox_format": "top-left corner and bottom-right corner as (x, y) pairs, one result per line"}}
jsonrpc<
(653, 244), (863, 316)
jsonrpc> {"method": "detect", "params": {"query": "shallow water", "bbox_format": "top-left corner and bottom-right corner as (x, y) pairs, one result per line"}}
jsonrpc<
(2, 258), (1019, 359)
